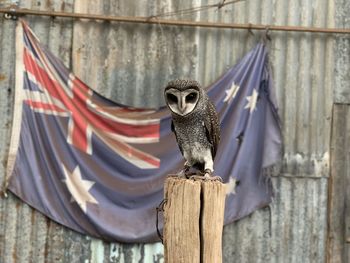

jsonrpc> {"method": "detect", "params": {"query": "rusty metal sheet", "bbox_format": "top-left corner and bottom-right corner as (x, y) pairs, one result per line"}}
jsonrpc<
(223, 176), (328, 263)
(0, 0), (341, 262)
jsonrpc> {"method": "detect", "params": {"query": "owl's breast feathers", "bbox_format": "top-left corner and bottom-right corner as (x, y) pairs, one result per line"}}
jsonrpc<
(170, 100), (220, 160)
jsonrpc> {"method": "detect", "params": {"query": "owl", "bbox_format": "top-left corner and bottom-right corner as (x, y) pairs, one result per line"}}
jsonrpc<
(164, 79), (221, 179)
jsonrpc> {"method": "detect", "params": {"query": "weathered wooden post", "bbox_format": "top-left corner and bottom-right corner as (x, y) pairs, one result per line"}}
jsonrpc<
(201, 179), (227, 263)
(163, 176), (227, 263)
(163, 177), (202, 262)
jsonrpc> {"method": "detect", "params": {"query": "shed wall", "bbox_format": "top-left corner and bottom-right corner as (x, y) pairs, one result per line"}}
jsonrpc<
(0, 0), (345, 262)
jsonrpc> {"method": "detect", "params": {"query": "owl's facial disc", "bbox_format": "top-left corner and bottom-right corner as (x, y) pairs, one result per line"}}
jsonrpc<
(165, 88), (199, 116)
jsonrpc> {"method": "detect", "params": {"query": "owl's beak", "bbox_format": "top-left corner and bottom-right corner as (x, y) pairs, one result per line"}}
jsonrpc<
(179, 97), (186, 113)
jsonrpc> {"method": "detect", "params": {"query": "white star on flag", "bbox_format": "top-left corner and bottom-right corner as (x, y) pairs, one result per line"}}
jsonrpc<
(62, 164), (98, 213)
(223, 82), (240, 104)
(244, 88), (259, 113)
(225, 177), (237, 195)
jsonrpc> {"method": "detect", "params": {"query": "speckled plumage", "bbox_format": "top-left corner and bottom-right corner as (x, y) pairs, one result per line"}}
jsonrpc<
(164, 79), (220, 173)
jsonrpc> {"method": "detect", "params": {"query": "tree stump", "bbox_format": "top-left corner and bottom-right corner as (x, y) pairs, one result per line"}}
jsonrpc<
(163, 176), (226, 263)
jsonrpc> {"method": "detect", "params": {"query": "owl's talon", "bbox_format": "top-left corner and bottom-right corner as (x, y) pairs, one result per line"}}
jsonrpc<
(184, 161), (191, 171)
(204, 169), (213, 176)
(204, 170), (223, 182)
(212, 176), (223, 182)
(176, 162), (191, 178)
(189, 173), (223, 182)
(204, 173), (211, 180)
(177, 170), (187, 179)
(189, 175), (204, 181)
(167, 174), (181, 179)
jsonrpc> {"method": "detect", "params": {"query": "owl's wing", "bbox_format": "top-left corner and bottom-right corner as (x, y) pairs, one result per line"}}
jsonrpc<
(204, 101), (220, 159)
(171, 120), (184, 156)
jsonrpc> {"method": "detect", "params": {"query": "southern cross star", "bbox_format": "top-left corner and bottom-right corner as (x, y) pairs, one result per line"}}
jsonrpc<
(223, 82), (240, 104)
(62, 164), (98, 213)
(225, 176), (237, 195)
(244, 88), (259, 113)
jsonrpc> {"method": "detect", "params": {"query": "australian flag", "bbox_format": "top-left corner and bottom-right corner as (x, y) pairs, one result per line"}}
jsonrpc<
(5, 20), (282, 242)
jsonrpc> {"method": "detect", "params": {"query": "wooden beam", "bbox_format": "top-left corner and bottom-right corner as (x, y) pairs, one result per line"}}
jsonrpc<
(327, 104), (350, 262)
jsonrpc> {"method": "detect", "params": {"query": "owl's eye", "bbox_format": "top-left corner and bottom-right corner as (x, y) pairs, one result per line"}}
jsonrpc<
(167, 93), (178, 103)
(186, 93), (197, 103)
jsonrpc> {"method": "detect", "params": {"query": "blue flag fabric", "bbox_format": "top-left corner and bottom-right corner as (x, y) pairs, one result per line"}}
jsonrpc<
(5, 20), (282, 242)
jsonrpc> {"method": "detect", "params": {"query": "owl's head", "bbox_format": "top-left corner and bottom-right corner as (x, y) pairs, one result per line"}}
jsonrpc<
(164, 79), (202, 116)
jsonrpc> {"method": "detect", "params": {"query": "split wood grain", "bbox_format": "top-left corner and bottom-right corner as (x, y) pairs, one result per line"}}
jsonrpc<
(163, 176), (226, 263)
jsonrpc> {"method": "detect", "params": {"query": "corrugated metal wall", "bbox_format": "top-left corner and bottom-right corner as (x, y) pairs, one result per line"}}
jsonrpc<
(327, 1), (350, 261)
(0, 0), (347, 262)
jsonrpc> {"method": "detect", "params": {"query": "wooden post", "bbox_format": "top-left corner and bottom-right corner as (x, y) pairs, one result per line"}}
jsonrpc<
(163, 176), (226, 263)
(163, 177), (201, 263)
(201, 180), (226, 263)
